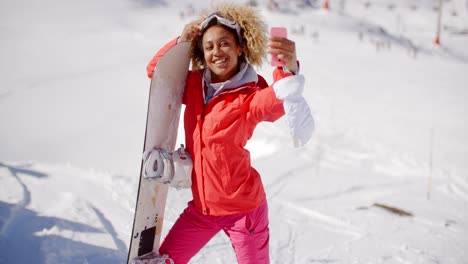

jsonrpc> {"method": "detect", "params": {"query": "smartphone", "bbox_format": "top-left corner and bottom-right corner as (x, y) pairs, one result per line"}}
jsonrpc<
(270, 27), (288, 67)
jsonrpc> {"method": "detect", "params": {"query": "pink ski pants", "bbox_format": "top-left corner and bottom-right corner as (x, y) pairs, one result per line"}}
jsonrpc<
(159, 201), (270, 264)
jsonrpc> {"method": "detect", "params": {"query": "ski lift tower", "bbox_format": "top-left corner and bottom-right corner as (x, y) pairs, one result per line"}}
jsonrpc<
(434, 0), (442, 45)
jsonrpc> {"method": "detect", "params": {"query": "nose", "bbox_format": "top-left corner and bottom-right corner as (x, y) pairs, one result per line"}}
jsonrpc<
(213, 45), (223, 56)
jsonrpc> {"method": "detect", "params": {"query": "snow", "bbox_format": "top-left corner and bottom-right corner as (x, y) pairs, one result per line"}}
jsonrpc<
(1, 0), (468, 263)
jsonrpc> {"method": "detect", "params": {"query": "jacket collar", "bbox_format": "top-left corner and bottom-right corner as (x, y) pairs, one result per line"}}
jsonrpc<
(202, 62), (258, 104)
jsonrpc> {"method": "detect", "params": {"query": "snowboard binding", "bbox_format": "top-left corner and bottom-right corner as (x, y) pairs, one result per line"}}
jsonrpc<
(142, 144), (192, 189)
(131, 252), (174, 264)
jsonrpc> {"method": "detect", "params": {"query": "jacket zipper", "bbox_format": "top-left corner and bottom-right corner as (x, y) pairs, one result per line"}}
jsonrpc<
(197, 83), (255, 215)
(199, 107), (209, 215)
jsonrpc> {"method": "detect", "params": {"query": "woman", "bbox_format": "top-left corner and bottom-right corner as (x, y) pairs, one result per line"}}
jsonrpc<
(146, 4), (313, 264)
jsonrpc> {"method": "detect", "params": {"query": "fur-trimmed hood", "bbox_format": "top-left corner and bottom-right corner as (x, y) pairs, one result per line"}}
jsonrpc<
(190, 3), (268, 70)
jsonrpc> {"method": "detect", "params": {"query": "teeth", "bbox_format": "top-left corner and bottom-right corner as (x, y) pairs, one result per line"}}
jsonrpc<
(215, 58), (227, 64)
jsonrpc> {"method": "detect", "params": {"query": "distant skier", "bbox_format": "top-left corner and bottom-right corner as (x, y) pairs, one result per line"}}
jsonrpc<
(146, 3), (313, 263)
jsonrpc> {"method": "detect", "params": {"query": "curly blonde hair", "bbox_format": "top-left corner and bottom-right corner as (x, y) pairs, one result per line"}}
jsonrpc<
(190, 3), (268, 70)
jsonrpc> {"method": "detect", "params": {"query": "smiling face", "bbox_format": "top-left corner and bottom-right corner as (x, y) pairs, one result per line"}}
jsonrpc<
(201, 25), (242, 82)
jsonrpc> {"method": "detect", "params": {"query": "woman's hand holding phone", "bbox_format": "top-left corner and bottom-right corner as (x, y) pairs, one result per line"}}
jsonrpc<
(268, 27), (298, 73)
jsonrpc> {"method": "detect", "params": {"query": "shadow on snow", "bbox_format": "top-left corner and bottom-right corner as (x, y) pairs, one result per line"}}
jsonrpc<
(0, 201), (125, 264)
(0, 162), (126, 263)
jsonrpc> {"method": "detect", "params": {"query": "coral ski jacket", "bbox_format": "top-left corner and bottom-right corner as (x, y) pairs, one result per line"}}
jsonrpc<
(147, 38), (292, 216)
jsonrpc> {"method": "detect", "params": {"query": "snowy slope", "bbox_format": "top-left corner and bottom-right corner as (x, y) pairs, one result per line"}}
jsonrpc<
(1, 0), (468, 263)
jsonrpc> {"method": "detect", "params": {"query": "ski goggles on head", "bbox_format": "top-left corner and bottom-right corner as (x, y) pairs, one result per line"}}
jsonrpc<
(199, 12), (243, 45)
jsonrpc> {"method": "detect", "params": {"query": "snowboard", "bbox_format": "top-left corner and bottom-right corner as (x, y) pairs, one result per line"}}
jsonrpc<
(127, 41), (191, 263)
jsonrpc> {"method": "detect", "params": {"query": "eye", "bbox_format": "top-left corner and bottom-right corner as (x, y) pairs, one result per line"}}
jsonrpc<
(204, 45), (213, 51)
(220, 41), (229, 47)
